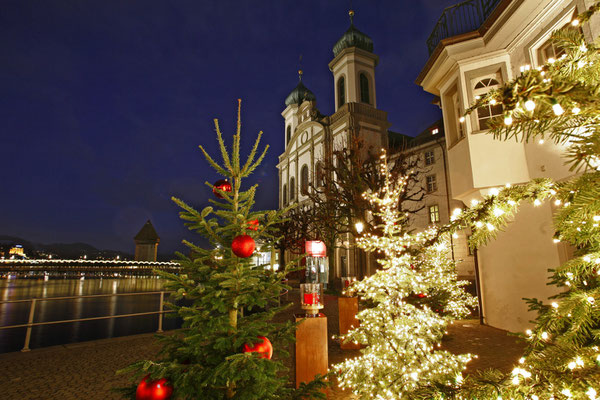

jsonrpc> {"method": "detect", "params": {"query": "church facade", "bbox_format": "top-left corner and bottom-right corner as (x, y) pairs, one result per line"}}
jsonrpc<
(277, 14), (390, 282)
(277, 13), (476, 283)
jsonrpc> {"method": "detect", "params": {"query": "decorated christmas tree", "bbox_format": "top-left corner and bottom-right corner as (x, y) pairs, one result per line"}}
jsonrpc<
(120, 100), (325, 399)
(333, 155), (476, 399)
(416, 4), (600, 397)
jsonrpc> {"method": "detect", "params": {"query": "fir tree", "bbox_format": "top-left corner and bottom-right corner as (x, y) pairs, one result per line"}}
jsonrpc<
(120, 100), (325, 399)
(414, 4), (600, 397)
(333, 155), (476, 399)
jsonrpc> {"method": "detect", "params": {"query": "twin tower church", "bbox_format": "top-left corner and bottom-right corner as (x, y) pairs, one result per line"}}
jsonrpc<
(277, 12), (389, 215)
(277, 11), (395, 280)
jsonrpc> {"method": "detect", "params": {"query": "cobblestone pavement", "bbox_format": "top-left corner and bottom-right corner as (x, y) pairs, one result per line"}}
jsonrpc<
(2, 291), (525, 400)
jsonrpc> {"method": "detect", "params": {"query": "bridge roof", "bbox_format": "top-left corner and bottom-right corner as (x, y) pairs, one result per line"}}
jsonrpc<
(134, 220), (159, 242)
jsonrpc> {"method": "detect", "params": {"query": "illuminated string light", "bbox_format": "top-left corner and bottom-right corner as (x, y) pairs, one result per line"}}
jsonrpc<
(524, 100), (536, 111)
(553, 102), (564, 116)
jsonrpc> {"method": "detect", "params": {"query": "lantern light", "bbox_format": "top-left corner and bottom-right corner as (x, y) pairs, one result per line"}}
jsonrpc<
(305, 240), (326, 257)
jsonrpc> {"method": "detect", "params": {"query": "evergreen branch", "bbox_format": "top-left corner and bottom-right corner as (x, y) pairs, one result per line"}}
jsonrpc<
(214, 118), (233, 173)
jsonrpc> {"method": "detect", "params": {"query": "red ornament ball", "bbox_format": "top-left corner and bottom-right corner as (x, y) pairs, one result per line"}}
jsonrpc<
(136, 375), (173, 400)
(212, 179), (232, 199)
(247, 219), (259, 231)
(416, 293), (427, 298)
(231, 235), (255, 258)
(243, 336), (273, 359)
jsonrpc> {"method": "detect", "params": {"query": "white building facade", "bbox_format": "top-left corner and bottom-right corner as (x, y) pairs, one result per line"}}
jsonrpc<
(417, 0), (600, 332)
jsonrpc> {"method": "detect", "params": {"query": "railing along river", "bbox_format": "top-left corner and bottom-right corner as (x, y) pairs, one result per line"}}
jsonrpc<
(0, 291), (173, 352)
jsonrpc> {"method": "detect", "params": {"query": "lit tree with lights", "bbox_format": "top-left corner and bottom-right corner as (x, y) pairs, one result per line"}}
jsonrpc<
(119, 100), (326, 400)
(333, 153), (476, 399)
(414, 4), (600, 398)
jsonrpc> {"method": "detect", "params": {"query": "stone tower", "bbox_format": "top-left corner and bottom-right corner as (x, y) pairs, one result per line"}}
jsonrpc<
(134, 220), (159, 261)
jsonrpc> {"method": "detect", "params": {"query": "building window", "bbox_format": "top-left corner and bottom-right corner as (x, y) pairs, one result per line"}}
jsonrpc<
(538, 40), (565, 64)
(425, 150), (435, 166)
(286, 126), (291, 145)
(338, 77), (345, 107)
(289, 177), (295, 202)
(429, 205), (440, 223)
(467, 235), (473, 256)
(536, 12), (580, 65)
(300, 164), (309, 195)
(282, 184), (287, 206)
(473, 77), (503, 130)
(426, 174), (437, 193)
(454, 93), (465, 139)
(316, 161), (325, 187)
(359, 73), (370, 104)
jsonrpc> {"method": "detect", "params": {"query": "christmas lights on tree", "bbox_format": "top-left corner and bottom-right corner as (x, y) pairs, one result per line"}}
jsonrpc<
(417, 3), (600, 397)
(333, 154), (476, 399)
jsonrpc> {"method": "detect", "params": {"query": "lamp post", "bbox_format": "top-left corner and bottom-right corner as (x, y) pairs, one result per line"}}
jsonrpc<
(354, 221), (364, 278)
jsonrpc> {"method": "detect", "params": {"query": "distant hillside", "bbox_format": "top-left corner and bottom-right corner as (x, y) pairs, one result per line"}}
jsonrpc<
(0, 235), (132, 260)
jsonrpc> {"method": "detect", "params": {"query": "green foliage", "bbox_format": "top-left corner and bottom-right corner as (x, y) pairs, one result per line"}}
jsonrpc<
(119, 100), (325, 399)
(423, 4), (600, 398)
(333, 160), (476, 399)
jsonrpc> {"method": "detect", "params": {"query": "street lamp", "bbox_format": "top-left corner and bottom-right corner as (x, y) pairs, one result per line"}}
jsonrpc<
(355, 221), (364, 234)
(353, 221), (364, 280)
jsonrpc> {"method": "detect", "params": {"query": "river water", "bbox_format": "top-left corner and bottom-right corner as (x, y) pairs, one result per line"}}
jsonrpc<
(0, 277), (180, 353)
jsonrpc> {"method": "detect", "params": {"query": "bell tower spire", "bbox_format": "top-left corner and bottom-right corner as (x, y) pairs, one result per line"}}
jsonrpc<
(329, 9), (378, 110)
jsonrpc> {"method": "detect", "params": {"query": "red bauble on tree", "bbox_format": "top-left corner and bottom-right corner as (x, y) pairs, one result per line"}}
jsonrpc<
(246, 219), (259, 231)
(136, 375), (173, 400)
(243, 336), (273, 359)
(212, 179), (232, 199)
(231, 234), (255, 258)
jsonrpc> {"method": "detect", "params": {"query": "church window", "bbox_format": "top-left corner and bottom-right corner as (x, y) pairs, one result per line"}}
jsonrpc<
(473, 76), (503, 131)
(425, 150), (435, 166)
(426, 174), (437, 193)
(337, 77), (345, 107)
(429, 205), (440, 223)
(360, 73), (370, 104)
(289, 177), (295, 202)
(301, 165), (309, 195)
(316, 162), (325, 187)
(282, 184), (287, 206)
(286, 126), (291, 145)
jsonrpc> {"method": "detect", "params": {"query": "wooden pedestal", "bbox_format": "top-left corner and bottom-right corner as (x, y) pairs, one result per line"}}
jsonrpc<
(295, 314), (328, 388)
(338, 296), (361, 350)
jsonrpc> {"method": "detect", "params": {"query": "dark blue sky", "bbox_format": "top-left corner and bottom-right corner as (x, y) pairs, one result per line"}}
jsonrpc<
(1, 0), (457, 255)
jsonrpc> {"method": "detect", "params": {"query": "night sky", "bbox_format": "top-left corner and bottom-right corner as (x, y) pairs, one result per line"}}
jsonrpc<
(1, 0), (458, 255)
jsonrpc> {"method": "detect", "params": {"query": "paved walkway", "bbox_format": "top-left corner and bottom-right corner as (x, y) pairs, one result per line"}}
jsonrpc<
(2, 292), (526, 399)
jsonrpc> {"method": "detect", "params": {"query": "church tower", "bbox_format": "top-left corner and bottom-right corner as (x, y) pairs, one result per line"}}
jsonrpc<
(329, 10), (378, 110)
(277, 9), (391, 281)
(134, 220), (160, 262)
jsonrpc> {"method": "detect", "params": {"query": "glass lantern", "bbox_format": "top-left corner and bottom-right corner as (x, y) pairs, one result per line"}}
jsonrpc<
(341, 276), (357, 296)
(300, 283), (323, 317)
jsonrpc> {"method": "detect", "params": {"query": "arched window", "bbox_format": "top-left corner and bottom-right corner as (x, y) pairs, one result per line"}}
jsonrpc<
(316, 161), (325, 187)
(301, 165), (309, 195)
(473, 77), (502, 130)
(282, 184), (287, 206)
(289, 177), (295, 202)
(286, 125), (291, 145)
(360, 73), (370, 104)
(337, 77), (345, 107)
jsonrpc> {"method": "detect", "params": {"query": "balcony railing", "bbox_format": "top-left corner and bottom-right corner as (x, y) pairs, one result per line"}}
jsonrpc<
(426, 0), (502, 55)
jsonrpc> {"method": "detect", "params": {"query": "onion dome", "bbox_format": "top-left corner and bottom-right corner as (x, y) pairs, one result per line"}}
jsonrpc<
(284, 70), (316, 106)
(332, 10), (373, 57)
